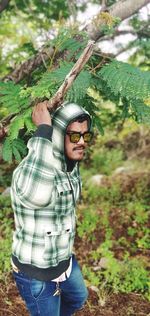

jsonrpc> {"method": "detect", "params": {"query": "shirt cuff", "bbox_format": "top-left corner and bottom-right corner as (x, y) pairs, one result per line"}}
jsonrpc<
(33, 124), (53, 140)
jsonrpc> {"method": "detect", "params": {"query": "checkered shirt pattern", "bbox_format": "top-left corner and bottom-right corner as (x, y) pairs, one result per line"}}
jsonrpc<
(11, 136), (82, 268)
(11, 102), (91, 268)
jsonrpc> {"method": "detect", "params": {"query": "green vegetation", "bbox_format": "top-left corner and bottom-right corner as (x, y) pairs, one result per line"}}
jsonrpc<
(76, 126), (150, 301)
(1, 58), (150, 162)
(0, 196), (13, 283)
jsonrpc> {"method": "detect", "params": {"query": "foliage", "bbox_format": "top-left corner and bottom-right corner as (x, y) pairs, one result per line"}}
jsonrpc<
(0, 0), (150, 162)
(8, 0), (70, 21)
(77, 208), (99, 241)
(1, 57), (150, 162)
(91, 147), (124, 175)
(83, 255), (149, 297)
(98, 60), (150, 123)
(2, 138), (27, 163)
(0, 196), (13, 282)
(99, 60), (150, 101)
(76, 126), (150, 300)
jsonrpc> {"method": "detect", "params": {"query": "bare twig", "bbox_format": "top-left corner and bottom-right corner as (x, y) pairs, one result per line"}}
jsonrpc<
(46, 40), (95, 111)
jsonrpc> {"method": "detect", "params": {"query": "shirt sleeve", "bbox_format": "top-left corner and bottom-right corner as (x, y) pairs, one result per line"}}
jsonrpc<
(11, 136), (55, 209)
(33, 124), (53, 140)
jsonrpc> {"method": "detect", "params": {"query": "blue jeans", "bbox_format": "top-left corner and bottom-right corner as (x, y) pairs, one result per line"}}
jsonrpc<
(13, 255), (88, 316)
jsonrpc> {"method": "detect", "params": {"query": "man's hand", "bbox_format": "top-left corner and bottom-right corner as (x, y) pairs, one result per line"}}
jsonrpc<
(32, 101), (51, 126)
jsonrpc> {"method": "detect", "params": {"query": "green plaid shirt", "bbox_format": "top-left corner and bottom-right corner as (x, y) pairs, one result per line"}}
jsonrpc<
(11, 103), (91, 268)
(11, 136), (82, 268)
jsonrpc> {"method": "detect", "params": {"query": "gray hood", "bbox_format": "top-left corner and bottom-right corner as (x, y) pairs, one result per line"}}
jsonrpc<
(51, 102), (92, 157)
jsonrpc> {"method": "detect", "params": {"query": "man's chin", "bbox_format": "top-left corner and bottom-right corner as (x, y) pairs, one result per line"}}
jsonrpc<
(73, 153), (84, 161)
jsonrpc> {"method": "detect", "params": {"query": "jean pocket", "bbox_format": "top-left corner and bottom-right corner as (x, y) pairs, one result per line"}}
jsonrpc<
(30, 279), (45, 299)
(13, 273), (26, 299)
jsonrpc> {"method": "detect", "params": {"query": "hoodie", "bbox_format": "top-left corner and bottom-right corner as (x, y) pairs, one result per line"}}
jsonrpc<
(11, 102), (91, 275)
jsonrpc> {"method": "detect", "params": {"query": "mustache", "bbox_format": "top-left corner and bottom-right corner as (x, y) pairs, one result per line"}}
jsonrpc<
(73, 145), (85, 151)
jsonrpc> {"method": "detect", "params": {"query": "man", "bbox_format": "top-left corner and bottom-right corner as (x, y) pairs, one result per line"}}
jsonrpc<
(11, 101), (93, 316)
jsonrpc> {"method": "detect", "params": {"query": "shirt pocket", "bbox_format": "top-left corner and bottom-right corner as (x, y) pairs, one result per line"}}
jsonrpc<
(55, 182), (74, 214)
(43, 224), (75, 264)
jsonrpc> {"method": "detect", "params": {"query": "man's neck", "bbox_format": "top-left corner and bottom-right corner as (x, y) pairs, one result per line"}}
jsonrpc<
(65, 157), (76, 172)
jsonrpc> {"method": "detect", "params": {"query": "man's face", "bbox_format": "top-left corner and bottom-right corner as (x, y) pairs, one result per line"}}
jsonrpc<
(65, 120), (88, 161)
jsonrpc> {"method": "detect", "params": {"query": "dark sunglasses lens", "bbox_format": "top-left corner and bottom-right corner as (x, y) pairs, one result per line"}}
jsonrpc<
(69, 132), (93, 143)
(70, 133), (80, 143)
(83, 132), (93, 142)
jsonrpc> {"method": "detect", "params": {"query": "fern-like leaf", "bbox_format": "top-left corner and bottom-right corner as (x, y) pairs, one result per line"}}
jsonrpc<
(67, 70), (91, 102)
(24, 108), (36, 132)
(131, 100), (150, 124)
(60, 37), (86, 60)
(93, 115), (104, 135)
(0, 81), (30, 113)
(2, 138), (27, 162)
(2, 138), (13, 163)
(99, 61), (150, 100)
(30, 62), (73, 99)
(9, 115), (25, 140)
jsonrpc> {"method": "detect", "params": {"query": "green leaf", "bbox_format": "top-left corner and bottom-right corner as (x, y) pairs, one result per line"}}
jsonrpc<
(2, 138), (27, 162)
(0, 81), (30, 113)
(93, 115), (104, 135)
(13, 139), (27, 156)
(9, 116), (25, 140)
(67, 70), (92, 102)
(131, 100), (150, 123)
(12, 146), (22, 161)
(24, 108), (35, 132)
(2, 139), (13, 163)
(99, 61), (150, 100)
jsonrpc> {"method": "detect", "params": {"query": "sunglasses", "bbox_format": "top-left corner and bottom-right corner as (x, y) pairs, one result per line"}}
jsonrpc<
(66, 131), (93, 143)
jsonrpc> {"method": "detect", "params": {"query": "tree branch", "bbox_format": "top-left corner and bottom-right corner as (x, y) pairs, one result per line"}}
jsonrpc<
(86, 0), (150, 40)
(0, 0), (10, 13)
(0, 40), (95, 138)
(47, 40), (95, 111)
(99, 20), (150, 41)
(3, 46), (55, 83)
(1, 0), (149, 84)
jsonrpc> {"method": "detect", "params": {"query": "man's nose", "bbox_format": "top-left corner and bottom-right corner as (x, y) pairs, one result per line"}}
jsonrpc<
(77, 135), (85, 144)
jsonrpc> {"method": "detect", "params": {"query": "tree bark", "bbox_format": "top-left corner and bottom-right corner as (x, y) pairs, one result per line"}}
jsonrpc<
(86, 0), (150, 40)
(3, 47), (55, 83)
(0, 0), (10, 13)
(1, 0), (149, 83)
